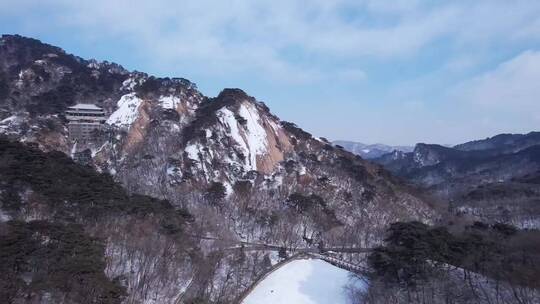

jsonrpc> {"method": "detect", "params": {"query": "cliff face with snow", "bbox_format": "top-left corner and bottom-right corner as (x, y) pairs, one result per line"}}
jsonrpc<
(0, 35), (436, 303)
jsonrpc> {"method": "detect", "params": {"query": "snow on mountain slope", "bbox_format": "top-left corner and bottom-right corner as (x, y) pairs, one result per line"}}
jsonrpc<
(242, 259), (366, 304)
(159, 95), (181, 110)
(216, 106), (256, 170)
(213, 101), (272, 172)
(238, 103), (269, 169)
(107, 93), (143, 128)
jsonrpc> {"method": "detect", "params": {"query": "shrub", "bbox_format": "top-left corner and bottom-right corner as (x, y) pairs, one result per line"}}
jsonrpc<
(205, 182), (226, 205)
(281, 121), (311, 139)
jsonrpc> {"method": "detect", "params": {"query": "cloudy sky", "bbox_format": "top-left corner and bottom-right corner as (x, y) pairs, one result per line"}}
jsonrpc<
(2, 0), (540, 145)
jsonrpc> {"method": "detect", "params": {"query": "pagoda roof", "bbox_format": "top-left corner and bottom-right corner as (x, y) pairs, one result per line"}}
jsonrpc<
(67, 103), (103, 110)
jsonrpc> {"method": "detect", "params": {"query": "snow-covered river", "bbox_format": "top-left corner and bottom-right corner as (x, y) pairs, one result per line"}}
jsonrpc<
(242, 259), (366, 304)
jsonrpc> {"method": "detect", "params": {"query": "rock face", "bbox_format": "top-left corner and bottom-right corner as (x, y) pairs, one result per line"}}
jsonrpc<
(374, 134), (540, 228)
(0, 35), (435, 303)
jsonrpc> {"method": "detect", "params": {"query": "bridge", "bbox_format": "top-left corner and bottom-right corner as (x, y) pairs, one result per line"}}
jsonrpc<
(181, 235), (373, 303)
(188, 234), (373, 272)
(187, 234), (373, 252)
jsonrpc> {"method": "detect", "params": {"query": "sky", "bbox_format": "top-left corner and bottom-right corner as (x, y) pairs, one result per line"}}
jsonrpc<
(1, 0), (540, 145)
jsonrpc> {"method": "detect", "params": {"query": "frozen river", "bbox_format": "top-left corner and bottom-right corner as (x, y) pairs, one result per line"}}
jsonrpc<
(242, 258), (366, 304)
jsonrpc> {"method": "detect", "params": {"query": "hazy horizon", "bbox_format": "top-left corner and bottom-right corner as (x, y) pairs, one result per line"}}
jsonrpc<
(2, 0), (539, 145)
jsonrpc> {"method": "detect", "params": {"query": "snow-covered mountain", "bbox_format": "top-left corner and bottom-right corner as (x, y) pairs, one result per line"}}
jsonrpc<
(0, 34), (435, 303)
(2, 34), (540, 304)
(333, 140), (413, 159)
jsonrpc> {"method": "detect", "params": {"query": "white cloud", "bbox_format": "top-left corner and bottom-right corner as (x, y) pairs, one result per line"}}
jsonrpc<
(4, 0), (540, 84)
(428, 50), (540, 143)
(457, 50), (540, 111)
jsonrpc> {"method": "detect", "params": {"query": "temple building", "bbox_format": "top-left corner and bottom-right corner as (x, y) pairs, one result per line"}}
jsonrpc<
(65, 103), (107, 141)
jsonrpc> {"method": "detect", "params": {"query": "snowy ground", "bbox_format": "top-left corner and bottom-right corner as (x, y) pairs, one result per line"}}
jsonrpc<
(242, 258), (366, 304)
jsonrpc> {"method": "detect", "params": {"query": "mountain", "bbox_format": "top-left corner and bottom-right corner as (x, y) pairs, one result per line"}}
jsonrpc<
(0, 35), (435, 303)
(454, 132), (540, 153)
(332, 140), (413, 159)
(373, 134), (540, 228)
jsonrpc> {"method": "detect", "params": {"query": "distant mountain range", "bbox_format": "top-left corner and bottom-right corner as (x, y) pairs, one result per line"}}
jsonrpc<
(372, 131), (540, 228)
(332, 140), (413, 159)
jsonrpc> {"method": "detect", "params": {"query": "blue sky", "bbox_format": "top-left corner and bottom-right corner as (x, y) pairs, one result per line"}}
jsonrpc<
(2, 0), (540, 145)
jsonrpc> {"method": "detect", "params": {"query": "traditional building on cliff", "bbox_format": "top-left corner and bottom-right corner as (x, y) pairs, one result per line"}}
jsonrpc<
(66, 104), (107, 141)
